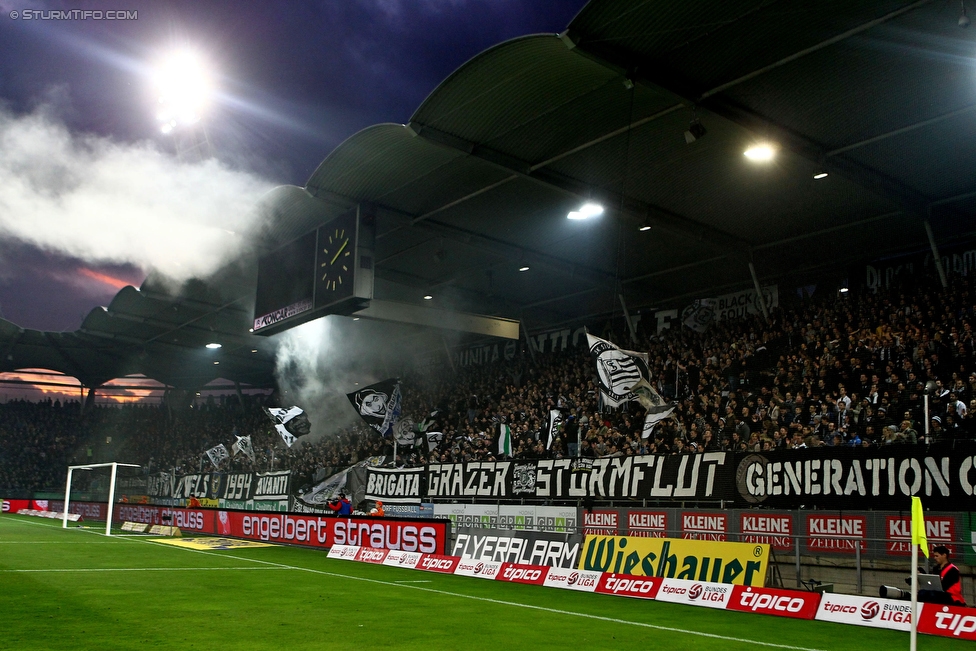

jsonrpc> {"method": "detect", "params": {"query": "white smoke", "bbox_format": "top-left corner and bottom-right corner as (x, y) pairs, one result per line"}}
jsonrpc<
(0, 105), (275, 279)
(273, 315), (439, 443)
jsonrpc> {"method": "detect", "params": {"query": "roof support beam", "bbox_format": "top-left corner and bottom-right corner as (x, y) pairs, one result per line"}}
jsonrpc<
(408, 121), (751, 251)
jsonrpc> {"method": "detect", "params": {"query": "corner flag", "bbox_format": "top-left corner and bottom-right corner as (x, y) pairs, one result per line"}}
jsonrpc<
(911, 496), (928, 558)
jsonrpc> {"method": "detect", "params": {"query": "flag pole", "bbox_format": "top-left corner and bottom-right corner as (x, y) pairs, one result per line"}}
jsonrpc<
(910, 535), (918, 651)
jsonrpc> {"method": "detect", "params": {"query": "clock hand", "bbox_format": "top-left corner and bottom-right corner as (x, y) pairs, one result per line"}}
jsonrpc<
(330, 239), (348, 265)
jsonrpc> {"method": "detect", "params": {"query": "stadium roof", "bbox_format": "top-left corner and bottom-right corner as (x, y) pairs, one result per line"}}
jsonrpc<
(4, 0), (974, 389)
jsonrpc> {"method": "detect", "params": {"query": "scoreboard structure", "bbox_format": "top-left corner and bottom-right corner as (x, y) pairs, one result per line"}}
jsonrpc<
(252, 207), (375, 336)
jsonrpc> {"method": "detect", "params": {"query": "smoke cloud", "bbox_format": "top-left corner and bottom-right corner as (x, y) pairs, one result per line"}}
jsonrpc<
(273, 315), (441, 444)
(0, 104), (276, 280)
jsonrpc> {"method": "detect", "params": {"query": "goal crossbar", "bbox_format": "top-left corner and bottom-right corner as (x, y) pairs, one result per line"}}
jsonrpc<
(63, 463), (141, 535)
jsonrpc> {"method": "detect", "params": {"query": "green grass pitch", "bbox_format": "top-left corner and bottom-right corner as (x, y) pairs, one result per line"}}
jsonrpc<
(0, 514), (964, 650)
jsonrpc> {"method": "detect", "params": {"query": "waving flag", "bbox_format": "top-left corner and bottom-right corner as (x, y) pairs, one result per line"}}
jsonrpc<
(205, 444), (229, 468)
(587, 333), (650, 407)
(264, 406), (310, 448)
(347, 379), (402, 437)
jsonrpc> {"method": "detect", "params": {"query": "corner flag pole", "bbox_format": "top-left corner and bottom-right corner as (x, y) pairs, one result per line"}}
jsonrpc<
(909, 496), (928, 651)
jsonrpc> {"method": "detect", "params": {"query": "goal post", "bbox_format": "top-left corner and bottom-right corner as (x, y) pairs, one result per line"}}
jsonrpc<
(63, 462), (141, 536)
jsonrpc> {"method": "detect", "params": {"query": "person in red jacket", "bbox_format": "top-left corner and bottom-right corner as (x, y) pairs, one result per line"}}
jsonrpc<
(920, 545), (967, 606)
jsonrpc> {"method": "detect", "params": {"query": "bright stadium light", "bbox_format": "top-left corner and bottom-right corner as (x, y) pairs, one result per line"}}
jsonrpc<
(744, 143), (777, 162)
(205, 342), (221, 349)
(151, 49), (213, 134)
(567, 202), (604, 220)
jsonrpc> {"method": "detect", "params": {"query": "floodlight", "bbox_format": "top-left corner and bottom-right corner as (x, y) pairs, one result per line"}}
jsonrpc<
(813, 171), (829, 179)
(839, 287), (849, 293)
(151, 49), (213, 133)
(205, 342), (222, 349)
(423, 295), (433, 300)
(567, 202), (604, 220)
(744, 143), (777, 162)
(519, 266), (530, 272)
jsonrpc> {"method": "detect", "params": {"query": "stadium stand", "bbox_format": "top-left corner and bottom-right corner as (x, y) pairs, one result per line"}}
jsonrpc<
(2, 269), (973, 494)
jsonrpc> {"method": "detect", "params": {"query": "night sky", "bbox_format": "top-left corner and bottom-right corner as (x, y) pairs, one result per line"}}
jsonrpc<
(0, 0), (586, 332)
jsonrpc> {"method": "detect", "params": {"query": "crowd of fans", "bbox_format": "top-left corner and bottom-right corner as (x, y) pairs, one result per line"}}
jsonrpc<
(1, 270), (974, 493)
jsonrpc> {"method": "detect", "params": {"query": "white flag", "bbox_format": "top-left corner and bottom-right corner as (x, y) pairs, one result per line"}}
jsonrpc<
(232, 435), (255, 463)
(205, 444), (229, 468)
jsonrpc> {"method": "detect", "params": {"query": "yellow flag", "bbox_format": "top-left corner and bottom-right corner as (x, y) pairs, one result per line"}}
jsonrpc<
(911, 496), (929, 558)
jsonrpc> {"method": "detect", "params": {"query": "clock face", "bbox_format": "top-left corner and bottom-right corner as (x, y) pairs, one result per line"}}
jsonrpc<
(320, 222), (354, 292)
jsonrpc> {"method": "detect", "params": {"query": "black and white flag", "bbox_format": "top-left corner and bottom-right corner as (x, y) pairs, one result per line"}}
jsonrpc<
(425, 431), (444, 452)
(347, 379), (402, 437)
(232, 435), (256, 463)
(628, 378), (677, 438)
(546, 409), (563, 449)
(264, 406), (310, 448)
(586, 333), (650, 408)
(205, 444), (229, 468)
(393, 417), (417, 447)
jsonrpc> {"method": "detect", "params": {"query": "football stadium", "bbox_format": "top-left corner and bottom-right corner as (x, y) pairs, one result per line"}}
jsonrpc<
(1, 1), (976, 649)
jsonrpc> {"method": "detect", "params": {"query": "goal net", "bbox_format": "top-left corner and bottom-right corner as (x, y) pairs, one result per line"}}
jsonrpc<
(62, 462), (141, 535)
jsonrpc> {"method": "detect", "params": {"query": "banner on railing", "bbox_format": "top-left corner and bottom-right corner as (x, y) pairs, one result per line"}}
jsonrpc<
(426, 452), (732, 501)
(146, 471), (292, 501)
(364, 467), (423, 504)
(734, 443), (976, 510)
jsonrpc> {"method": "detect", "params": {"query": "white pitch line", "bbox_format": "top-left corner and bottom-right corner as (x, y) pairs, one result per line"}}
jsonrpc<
(0, 567), (287, 573)
(126, 538), (827, 651)
(393, 580), (433, 583)
(0, 541), (118, 544)
(0, 567), (279, 573)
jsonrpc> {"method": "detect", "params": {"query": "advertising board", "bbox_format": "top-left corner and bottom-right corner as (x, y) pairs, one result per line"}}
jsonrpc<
(814, 593), (914, 631)
(579, 536), (768, 586)
(655, 578), (732, 609)
(452, 526), (582, 568)
(727, 585), (820, 619)
(542, 568), (601, 592)
(453, 559), (502, 579)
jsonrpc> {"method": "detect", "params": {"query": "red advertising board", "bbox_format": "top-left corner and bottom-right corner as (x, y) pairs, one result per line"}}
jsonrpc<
(114, 503), (449, 554)
(356, 547), (390, 564)
(884, 515), (956, 556)
(626, 510), (667, 538)
(681, 512), (727, 541)
(740, 513), (793, 551)
(917, 603), (976, 641)
(496, 563), (548, 585)
(416, 554), (460, 573)
(805, 514), (867, 553)
(728, 585), (820, 619)
(594, 573), (662, 599)
(583, 509), (619, 535)
(1, 499), (30, 513)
